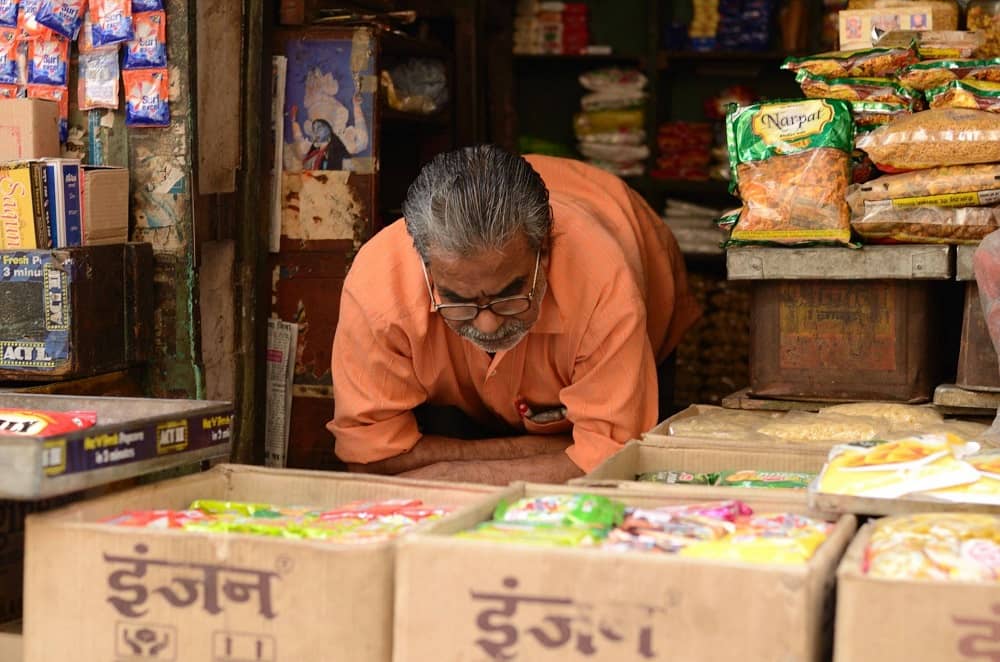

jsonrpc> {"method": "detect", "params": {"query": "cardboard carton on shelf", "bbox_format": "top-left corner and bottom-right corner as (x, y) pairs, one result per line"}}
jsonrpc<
(394, 482), (857, 662)
(22, 464), (500, 662)
(0, 100), (60, 162)
(81, 166), (129, 246)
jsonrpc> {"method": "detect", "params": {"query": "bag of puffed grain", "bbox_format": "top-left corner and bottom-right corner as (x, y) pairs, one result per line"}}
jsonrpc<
(726, 98), (854, 245)
(856, 108), (1000, 172)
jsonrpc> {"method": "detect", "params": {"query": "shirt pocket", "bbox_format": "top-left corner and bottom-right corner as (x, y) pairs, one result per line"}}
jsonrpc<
(522, 416), (573, 436)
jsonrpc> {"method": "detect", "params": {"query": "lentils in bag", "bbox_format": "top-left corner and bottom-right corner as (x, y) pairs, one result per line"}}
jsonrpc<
(856, 108), (1000, 172)
(726, 98), (854, 245)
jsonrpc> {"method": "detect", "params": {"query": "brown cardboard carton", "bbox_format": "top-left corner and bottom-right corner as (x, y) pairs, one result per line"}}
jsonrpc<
(23, 464), (499, 662)
(834, 522), (999, 662)
(572, 439), (827, 504)
(0, 100), (60, 162)
(0, 621), (21, 662)
(838, 7), (936, 50)
(81, 166), (129, 246)
(394, 483), (857, 662)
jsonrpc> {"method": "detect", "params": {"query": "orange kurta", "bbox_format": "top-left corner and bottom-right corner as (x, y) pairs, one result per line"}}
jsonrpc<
(328, 155), (700, 471)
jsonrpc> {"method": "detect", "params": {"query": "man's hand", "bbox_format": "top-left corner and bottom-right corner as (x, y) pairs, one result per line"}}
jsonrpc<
(396, 452), (584, 486)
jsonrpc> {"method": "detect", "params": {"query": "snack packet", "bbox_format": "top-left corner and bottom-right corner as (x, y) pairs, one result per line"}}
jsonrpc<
(35, 0), (84, 39)
(726, 98), (854, 246)
(636, 470), (719, 485)
(123, 10), (166, 69)
(495, 494), (625, 532)
(650, 499), (753, 521)
(604, 509), (735, 553)
(864, 513), (1000, 582)
(131, 0), (163, 11)
(26, 81), (65, 140)
(102, 509), (210, 529)
(781, 46), (919, 78)
(850, 101), (912, 129)
(17, 0), (48, 41)
(926, 79), (1000, 112)
(123, 67), (169, 127)
(26, 28), (65, 85)
(921, 451), (1000, 505)
(456, 521), (599, 547)
(0, 0), (18, 28)
(796, 71), (923, 109)
(715, 470), (816, 489)
(899, 58), (1000, 92)
(815, 435), (981, 499)
(681, 513), (832, 564)
(877, 30), (983, 59)
(89, 0), (131, 48)
(0, 408), (97, 436)
(78, 49), (119, 110)
(0, 26), (17, 84)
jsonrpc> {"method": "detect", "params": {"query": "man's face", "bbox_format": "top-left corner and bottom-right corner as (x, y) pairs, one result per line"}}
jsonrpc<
(426, 233), (547, 353)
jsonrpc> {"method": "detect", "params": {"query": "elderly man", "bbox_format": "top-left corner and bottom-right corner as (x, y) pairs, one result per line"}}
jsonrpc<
(328, 145), (699, 484)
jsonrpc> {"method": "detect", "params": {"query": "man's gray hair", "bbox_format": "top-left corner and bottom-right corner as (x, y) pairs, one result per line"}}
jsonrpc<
(403, 145), (551, 262)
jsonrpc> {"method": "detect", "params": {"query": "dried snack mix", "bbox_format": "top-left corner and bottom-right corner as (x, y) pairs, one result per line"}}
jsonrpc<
(856, 108), (1000, 171)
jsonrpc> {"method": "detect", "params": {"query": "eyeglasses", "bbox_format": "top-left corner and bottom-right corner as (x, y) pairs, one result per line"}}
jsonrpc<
(421, 250), (541, 322)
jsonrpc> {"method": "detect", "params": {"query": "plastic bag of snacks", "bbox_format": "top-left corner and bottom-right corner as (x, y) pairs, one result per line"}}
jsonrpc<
(781, 46), (918, 78)
(926, 79), (1000, 112)
(494, 493), (625, 531)
(0, 409), (97, 436)
(877, 30), (983, 59)
(679, 512), (833, 564)
(796, 71), (923, 109)
(864, 513), (1000, 582)
(715, 470), (816, 489)
(850, 101), (913, 129)
(898, 58), (1000, 91)
(726, 98), (854, 245)
(856, 108), (1000, 172)
(846, 164), (1000, 243)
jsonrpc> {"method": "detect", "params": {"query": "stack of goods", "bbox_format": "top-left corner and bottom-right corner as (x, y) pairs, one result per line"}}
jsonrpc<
(815, 433), (1000, 505)
(665, 402), (988, 444)
(0, 157), (85, 248)
(715, 0), (777, 52)
(762, 34), (1000, 244)
(457, 493), (834, 563)
(673, 272), (750, 406)
(702, 85), (757, 182)
(651, 121), (712, 181)
(637, 469), (817, 488)
(573, 67), (649, 177)
(688, 0), (721, 51)
(0, 0), (171, 139)
(864, 513), (1000, 582)
(101, 498), (453, 543)
(513, 0), (589, 55)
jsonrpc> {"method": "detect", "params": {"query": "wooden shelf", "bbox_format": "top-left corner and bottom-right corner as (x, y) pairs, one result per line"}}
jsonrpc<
(514, 53), (643, 64)
(660, 50), (789, 62)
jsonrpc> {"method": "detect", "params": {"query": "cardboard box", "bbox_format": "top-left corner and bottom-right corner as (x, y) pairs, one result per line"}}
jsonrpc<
(834, 522), (999, 662)
(0, 100), (60, 162)
(0, 244), (153, 381)
(394, 483), (857, 662)
(839, 7), (934, 50)
(572, 439), (827, 504)
(81, 166), (129, 246)
(0, 621), (21, 662)
(23, 465), (499, 662)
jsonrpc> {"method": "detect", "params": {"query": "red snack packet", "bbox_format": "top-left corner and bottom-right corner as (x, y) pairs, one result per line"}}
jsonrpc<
(318, 499), (425, 521)
(101, 509), (211, 529)
(0, 409), (97, 436)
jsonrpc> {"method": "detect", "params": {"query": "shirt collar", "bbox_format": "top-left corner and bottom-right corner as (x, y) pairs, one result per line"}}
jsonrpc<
(530, 277), (564, 334)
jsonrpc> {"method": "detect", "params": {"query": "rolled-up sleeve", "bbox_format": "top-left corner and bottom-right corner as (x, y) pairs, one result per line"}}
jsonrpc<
(560, 276), (658, 473)
(328, 284), (425, 464)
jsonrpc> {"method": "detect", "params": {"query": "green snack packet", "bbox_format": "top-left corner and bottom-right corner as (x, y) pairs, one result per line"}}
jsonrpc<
(899, 58), (1000, 92)
(494, 493), (625, 531)
(189, 500), (286, 518)
(795, 71), (923, 109)
(715, 470), (817, 489)
(636, 470), (720, 485)
(850, 101), (913, 129)
(926, 79), (1000, 112)
(781, 46), (918, 79)
(725, 98), (854, 246)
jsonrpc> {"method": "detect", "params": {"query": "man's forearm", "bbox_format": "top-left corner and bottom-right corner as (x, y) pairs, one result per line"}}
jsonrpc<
(345, 434), (573, 475)
(396, 452), (584, 485)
